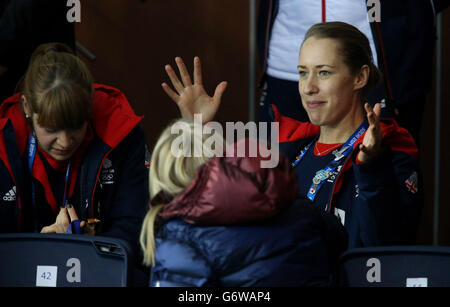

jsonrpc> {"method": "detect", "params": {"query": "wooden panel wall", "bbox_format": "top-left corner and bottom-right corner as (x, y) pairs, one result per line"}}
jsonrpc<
(76, 0), (250, 147)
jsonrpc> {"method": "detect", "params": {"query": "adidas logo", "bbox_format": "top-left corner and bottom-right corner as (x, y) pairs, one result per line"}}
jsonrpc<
(3, 186), (16, 202)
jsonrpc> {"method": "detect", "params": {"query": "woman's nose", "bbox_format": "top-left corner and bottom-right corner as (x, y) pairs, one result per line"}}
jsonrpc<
(301, 76), (319, 95)
(56, 131), (74, 148)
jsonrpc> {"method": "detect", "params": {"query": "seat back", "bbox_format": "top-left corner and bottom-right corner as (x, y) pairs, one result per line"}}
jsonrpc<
(0, 233), (132, 287)
(337, 245), (450, 287)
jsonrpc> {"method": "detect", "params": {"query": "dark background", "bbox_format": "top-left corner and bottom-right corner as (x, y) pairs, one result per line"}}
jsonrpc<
(74, 0), (450, 246)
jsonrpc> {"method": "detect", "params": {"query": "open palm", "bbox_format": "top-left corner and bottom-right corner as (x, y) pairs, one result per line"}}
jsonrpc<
(162, 57), (227, 123)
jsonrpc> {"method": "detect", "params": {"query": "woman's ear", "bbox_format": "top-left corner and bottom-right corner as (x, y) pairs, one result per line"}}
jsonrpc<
(21, 95), (32, 118)
(353, 65), (370, 91)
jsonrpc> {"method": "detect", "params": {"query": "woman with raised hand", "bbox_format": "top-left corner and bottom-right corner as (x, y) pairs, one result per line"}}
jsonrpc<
(140, 119), (348, 286)
(0, 43), (149, 249)
(161, 22), (422, 248)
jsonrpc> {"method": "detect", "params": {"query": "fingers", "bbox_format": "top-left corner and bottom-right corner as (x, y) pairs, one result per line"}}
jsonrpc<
(213, 81), (228, 102)
(161, 82), (180, 103)
(66, 205), (79, 221)
(364, 103), (380, 127)
(373, 103), (382, 117)
(364, 102), (372, 116)
(165, 57), (198, 96)
(193, 56), (202, 85)
(56, 207), (70, 225)
(359, 142), (373, 153)
(175, 57), (193, 86)
(165, 64), (184, 94)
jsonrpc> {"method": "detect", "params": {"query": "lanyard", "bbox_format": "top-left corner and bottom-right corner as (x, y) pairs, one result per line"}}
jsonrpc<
(292, 122), (368, 202)
(28, 134), (72, 232)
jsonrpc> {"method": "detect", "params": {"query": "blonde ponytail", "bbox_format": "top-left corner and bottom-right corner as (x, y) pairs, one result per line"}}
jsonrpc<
(140, 204), (165, 266)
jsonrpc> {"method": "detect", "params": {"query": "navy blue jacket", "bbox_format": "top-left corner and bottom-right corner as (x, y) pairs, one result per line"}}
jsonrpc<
(257, 0), (448, 111)
(273, 107), (422, 248)
(154, 202), (347, 287)
(151, 154), (348, 287)
(0, 84), (149, 249)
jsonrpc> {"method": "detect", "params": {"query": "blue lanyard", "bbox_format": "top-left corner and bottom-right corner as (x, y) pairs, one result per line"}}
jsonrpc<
(292, 122), (368, 202)
(28, 134), (72, 232)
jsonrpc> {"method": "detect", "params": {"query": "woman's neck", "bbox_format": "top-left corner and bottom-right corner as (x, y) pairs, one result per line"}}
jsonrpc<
(318, 104), (365, 144)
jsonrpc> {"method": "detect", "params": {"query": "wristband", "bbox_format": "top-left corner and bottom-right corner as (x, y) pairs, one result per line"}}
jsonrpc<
(66, 220), (83, 234)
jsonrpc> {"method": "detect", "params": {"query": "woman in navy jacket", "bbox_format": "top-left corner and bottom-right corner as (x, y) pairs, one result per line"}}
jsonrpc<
(161, 22), (422, 249)
(0, 43), (149, 250)
(140, 119), (348, 286)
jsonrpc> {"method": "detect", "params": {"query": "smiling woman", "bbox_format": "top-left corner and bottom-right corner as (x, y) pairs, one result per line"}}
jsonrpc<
(297, 22), (381, 146)
(298, 37), (366, 138)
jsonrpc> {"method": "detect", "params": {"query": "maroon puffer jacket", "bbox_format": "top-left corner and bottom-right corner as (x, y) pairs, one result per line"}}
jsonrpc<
(158, 141), (298, 225)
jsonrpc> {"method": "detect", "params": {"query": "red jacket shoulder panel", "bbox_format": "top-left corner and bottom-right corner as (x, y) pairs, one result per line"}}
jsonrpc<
(0, 94), (29, 154)
(272, 105), (320, 143)
(92, 84), (143, 148)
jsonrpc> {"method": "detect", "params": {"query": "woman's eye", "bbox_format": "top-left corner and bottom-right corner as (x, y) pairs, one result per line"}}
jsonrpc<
(319, 71), (330, 76)
(299, 71), (308, 77)
(44, 128), (57, 133)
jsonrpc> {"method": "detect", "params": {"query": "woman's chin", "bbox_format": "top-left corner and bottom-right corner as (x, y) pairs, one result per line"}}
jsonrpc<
(308, 116), (324, 127)
(49, 149), (74, 161)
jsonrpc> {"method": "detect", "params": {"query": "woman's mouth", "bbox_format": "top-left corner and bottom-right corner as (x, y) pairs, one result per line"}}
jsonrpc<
(52, 148), (72, 155)
(306, 101), (326, 108)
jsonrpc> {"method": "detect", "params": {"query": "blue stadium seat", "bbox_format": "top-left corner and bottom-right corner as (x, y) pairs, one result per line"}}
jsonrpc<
(337, 245), (450, 287)
(0, 233), (132, 287)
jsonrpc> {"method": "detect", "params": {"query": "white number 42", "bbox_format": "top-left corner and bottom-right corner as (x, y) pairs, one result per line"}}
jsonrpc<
(36, 266), (58, 287)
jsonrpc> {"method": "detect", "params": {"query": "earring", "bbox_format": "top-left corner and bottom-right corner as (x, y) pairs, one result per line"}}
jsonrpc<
(25, 114), (30, 119)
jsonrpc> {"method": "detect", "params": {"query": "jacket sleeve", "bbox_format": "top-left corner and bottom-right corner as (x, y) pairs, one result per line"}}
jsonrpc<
(351, 148), (422, 246)
(0, 158), (19, 232)
(99, 125), (149, 252)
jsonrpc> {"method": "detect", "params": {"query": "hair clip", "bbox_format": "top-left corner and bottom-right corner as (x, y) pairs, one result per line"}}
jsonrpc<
(150, 190), (174, 207)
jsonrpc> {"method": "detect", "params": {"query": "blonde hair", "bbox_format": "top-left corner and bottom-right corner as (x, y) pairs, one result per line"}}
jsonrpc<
(20, 42), (94, 130)
(140, 119), (221, 266)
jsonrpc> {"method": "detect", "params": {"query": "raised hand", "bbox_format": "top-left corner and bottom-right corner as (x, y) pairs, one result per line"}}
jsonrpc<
(357, 103), (383, 163)
(162, 57), (227, 123)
